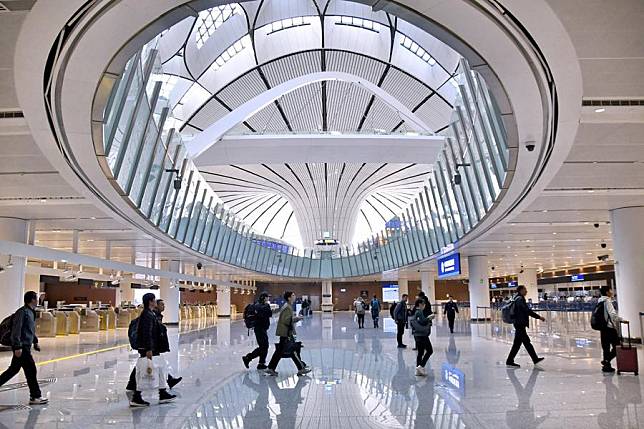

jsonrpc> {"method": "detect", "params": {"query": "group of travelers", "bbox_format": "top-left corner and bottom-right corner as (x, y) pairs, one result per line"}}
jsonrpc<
(353, 295), (382, 328)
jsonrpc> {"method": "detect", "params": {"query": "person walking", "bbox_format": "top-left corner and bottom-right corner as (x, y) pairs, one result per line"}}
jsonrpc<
(444, 296), (459, 334)
(370, 295), (381, 328)
(410, 299), (434, 376)
(243, 292), (273, 371)
(597, 286), (622, 373)
(129, 293), (177, 407)
(0, 291), (48, 405)
(266, 292), (311, 377)
(354, 297), (366, 329)
(394, 294), (409, 348)
(506, 286), (546, 368)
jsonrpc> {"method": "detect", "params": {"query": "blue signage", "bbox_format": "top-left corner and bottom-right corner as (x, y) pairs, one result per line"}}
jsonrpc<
(437, 253), (461, 278)
(441, 363), (465, 394)
(490, 283), (498, 289)
(571, 274), (585, 282)
(385, 217), (401, 229)
(507, 281), (518, 288)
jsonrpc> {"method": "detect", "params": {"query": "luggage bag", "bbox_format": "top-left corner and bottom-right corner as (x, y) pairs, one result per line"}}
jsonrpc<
(616, 320), (639, 375)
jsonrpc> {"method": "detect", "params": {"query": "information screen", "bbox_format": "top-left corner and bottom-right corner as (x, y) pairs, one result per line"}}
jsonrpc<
(571, 274), (585, 282)
(382, 284), (399, 303)
(438, 253), (461, 278)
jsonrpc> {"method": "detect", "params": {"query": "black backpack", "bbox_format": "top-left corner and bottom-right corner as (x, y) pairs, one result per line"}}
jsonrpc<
(243, 303), (257, 330)
(591, 301), (608, 331)
(128, 317), (139, 349)
(389, 302), (397, 319)
(0, 314), (14, 347)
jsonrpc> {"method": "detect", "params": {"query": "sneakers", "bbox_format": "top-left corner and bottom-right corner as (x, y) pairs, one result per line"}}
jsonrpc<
(602, 365), (616, 373)
(533, 357), (545, 365)
(263, 368), (278, 377)
(415, 366), (426, 376)
(29, 397), (48, 405)
(257, 363), (268, 371)
(167, 376), (183, 389)
(297, 367), (312, 376)
(129, 393), (150, 408)
(159, 389), (177, 404)
(506, 361), (521, 368)
(242, 355), (251, 369)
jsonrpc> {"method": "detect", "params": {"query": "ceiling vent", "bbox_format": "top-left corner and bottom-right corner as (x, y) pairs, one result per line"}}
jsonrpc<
(0, 110), (24, 118)
(582, 99), (644, 107)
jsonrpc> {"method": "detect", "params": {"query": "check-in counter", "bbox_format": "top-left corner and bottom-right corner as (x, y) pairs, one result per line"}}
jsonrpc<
(54, 311), (70, 336)
(80, 309), (99, 332)
(67, 310), (81, 334)
(180, 306), (189, 321)
(117, 308), (132, 328)
(35, 311), (56, 338)
(206, 305), (216, 318)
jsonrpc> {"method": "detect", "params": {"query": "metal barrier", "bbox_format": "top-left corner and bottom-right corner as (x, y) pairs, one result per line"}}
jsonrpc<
(475, 306), (491, 321)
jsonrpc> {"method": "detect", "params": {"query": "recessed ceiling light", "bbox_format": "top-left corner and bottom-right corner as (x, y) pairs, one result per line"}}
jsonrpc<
(587, 190), (595, 193)
(40, 198), (47, 203)
(552, 232), (557, 235)
(594, 108), (605, 113)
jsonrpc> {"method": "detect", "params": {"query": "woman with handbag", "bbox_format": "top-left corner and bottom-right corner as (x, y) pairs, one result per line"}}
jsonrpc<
(265, 292), (312, 377)
(410, 299), (435, 376)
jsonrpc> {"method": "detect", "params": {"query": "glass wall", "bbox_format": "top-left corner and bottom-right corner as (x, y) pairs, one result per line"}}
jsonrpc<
(100, 42), (509, 279)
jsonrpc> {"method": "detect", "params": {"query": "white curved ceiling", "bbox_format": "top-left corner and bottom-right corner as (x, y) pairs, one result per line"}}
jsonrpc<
(147, 0), (463, 247)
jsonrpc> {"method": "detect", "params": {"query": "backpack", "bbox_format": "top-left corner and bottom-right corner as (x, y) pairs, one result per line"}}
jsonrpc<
(389, 302), (397, 319)
(128, 317), (139, 349)
(0, 314), (14, 347)
(243, 303), (257, 330)
(355, 301), (365, 314)
(501, 298), (516, 324)
(591, 301), (608, 331)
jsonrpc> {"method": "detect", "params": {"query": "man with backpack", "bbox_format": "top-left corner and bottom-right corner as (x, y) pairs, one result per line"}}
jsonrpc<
(506, 286), (546, 368)
(595, 286), (622, 373)
(0, 291), (48, 405)
(370, 295), (381, 328)
(242, 292), (273, 371)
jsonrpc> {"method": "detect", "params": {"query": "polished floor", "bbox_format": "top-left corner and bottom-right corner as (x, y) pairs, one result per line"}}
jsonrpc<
(0, 311), (641, 428)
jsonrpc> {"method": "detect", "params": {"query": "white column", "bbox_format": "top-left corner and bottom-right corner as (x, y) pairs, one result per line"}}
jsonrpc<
(159, 260), (180, 324)
(610, 207), (644, 339)
(398, 279), (409, 299)
(421, 271), (436, 302)
(0, 218), (28, 317)
(216, 286), (231, 317)
(468, 255), (490, 321)
(518, 268), (539, 303)
(321, 281), (333, 312)
(120, 275), (134, 304)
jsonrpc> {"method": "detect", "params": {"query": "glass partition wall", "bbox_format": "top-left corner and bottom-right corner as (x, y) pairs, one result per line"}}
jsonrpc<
(100, 41), (509, 278)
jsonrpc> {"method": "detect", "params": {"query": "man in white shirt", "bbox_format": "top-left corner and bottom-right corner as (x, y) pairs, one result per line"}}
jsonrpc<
(597, 286), (622, 373)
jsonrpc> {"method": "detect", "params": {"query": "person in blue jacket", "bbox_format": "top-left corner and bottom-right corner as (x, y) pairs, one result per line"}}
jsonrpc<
(370, 295), (381, 328)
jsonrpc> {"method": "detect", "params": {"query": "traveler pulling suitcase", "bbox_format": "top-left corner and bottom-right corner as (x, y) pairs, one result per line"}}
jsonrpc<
(616, 320), (639, 375)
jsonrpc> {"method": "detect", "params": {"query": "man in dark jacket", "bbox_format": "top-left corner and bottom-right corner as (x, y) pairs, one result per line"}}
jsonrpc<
(444, 297), (459, 334)
(0, 291), (47, 405)
(506, 286), (546, 368)
(129, 293), (176, 407)
(243, 292), (273, 371)
(394, 294), (409, 349)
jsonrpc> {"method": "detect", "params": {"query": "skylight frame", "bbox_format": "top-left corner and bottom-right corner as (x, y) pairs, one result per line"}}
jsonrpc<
(195, 4), (243, 49)
(401, 35), (437, 66)
(334, 15), (381, 33)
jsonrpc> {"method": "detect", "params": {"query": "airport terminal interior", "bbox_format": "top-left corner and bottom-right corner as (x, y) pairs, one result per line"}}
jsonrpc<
(0, 0), (643, 427)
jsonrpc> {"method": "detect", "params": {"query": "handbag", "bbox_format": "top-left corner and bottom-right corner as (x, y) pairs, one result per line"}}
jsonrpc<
(135, 357), (160, 391)
(410, 317), (430, 337)
(280, 337), (302, 358)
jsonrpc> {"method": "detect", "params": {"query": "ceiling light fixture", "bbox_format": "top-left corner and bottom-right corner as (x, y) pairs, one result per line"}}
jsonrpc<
(594, 108), (605, 113)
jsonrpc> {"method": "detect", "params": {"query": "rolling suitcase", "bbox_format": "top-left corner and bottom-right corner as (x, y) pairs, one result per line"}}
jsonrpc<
(616, 320), (639, 375)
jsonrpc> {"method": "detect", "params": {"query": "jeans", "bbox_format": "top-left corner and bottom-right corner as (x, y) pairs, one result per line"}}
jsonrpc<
(247, 328), (269, 365)
(357, 314), (365, 328)
(372, 314), (379, 328)
(396, 321), (406, 346)
(268, 337), (304, 371)
(600, 327), (619, 364)
(447, 314), (455, 333)
(507, 325), (539, 363)
(415, 336), (433, 367)
(0, 348), (41, 399)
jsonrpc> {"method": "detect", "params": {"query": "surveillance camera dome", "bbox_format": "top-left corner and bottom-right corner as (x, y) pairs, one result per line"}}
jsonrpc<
(197, 262), (203, 270)
(594, 223), (600, 228)
(525, 142), (535, 152)
(601, 242), (607, 249)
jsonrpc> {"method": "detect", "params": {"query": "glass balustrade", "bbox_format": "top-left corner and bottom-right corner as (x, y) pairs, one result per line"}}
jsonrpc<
(100, 40), (510, 278)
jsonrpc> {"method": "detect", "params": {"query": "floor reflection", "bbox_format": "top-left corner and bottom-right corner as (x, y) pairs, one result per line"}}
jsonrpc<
(505, 369), (547, 429)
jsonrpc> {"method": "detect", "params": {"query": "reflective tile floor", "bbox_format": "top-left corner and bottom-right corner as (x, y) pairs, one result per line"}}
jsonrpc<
(0, 312), (642, 428)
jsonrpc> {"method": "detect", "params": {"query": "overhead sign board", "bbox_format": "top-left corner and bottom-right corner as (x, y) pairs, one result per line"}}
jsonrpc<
(437, 253), (461, 278)
(507, 281), (518, 288)
(571, 274), (585, 282)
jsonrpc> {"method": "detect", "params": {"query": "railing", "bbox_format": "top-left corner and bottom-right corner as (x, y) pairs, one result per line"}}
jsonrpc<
(99, 37), (510, 278)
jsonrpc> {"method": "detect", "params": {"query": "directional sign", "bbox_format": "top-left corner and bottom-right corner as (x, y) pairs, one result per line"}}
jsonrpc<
(437, 253), (461, 278)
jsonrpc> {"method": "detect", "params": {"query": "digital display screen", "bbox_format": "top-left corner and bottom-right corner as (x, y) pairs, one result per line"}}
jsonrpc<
(507, 281), (518, 288)
(490, 283), (498, 289)
(382, 284), (399, 303)
(571, 274), (585, 282)
(438, 253), (461, 278)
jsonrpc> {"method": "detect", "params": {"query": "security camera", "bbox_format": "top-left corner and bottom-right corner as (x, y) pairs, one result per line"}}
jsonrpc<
(491, 266), (495, 271)
(525, 141), (536, 152)
(173, 178), (182, 190)
(597, 255), (609, 262)
(196, 262), (203, 270)
(600, 242), (607, 249)
(594, 223), (600, 228)
(453, 173), (462, 185)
